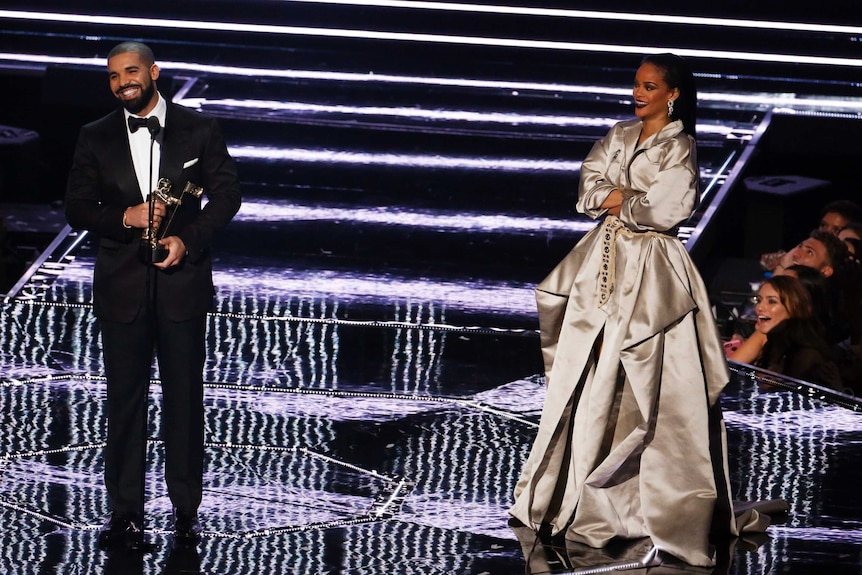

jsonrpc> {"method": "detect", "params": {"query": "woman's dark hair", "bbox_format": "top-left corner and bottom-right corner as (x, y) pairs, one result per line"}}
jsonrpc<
(785, 265), (828, 311)
(761, 275), (813, 319)
(641, 53), (698, 140)
(785, 264), (836, 342)
(756, 317), (841, 390)
(830, 251), (862, 344)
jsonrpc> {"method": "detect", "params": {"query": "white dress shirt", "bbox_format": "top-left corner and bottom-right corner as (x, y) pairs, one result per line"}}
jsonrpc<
(125, 92), (168, 201)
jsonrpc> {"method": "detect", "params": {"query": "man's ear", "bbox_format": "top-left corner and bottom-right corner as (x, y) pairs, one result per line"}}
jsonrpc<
(821, 265), (834, 278)
(150, 64), (160, 81)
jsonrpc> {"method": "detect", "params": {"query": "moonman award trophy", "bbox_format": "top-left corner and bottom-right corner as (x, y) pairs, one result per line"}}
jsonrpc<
(139, 178), (205, 264)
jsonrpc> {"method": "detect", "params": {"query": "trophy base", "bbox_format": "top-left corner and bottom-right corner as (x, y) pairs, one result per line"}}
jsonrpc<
(139, 243), (168, 264)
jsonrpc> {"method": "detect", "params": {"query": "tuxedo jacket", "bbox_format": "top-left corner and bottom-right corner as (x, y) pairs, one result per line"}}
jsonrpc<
(66, 102), (242, 323)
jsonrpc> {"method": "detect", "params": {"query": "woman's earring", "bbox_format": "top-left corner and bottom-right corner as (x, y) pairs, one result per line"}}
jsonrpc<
(667, 99), (675, 118)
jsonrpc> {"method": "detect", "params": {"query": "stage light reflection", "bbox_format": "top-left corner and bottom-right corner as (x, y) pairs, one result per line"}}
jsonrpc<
(180, 97), (760, 136)
(2, 51), (858, 118)
(229, 145), (581, 172)
(181, 97), (617, 127)
(213, 266), (539, 315)
(1, 4), (861, 573)
(232, 199), (596, 233)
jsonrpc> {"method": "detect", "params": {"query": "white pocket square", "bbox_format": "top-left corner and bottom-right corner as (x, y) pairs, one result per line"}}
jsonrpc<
(182, 158), (199, 169)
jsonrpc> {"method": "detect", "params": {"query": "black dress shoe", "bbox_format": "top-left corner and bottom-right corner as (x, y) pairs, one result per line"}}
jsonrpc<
(172, 508), (202, 544)
(97, 513), (144, 550)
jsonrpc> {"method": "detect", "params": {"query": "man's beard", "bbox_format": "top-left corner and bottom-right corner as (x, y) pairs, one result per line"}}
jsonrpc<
(118, 80), (156, 115)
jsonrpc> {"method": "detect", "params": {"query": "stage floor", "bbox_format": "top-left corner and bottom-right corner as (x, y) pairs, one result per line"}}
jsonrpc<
(0, 230), (860, 575)
(2, 3), (862, 573)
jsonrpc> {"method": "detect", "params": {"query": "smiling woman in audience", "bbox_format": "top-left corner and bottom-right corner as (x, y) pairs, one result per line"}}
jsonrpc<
(729, 275), (843, 390)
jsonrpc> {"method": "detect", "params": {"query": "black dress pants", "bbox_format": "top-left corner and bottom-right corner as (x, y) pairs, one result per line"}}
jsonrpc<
(100, 306), (206, 518)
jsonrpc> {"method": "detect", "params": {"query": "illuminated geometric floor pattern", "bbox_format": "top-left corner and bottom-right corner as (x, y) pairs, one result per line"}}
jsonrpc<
(1, 232), (861, 575)
(3, 3), (862, 573)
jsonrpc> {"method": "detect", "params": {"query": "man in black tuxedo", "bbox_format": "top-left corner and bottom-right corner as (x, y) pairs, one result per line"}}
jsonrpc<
(65, 41), (241, 549)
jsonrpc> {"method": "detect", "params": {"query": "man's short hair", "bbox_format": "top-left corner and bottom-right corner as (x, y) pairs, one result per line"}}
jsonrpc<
(810, 228), (848, 267)
(107, 42), (155, 67)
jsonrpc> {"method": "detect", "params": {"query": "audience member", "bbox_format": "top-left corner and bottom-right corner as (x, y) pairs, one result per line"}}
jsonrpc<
(744, 230), (846, 340)
(730, 199), (862, 393)
(728, 276), (844, 391)
(763, 229), (847, 278)
(817, 199), (862, 236)
(776, 263), (835, 337)
(760, 198), (860, 272)
(774, 260), (862, 394)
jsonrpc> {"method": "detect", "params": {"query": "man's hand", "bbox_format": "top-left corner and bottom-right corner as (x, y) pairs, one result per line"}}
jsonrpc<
(124, 200), (166, 229)
(154, 236), (187, 269)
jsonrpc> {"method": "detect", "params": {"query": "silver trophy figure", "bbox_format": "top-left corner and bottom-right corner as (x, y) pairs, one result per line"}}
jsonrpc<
(139, 178), (205, 263)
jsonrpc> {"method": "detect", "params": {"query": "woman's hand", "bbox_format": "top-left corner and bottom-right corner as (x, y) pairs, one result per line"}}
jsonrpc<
(600, 189), (624, 216)
(728, 331), (767, 364)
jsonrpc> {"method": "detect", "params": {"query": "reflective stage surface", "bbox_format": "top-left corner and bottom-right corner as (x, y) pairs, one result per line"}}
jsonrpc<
(1, 237), (861, 575)
(2, 2), (862, 574)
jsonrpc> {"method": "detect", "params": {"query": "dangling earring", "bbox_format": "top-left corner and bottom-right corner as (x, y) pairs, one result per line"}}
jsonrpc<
(667, 99), (675, 118)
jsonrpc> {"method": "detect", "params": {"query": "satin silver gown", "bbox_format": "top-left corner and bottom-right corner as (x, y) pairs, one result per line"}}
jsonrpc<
(510, 119), (742, 567)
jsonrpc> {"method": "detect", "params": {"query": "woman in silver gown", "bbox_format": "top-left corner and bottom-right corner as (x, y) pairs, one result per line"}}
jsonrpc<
(509, 54), (760, 567)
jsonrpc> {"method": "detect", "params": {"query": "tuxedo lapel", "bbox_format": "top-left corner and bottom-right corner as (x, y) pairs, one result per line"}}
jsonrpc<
(102, 110), (147, 203)
(159, 103), (193, 185)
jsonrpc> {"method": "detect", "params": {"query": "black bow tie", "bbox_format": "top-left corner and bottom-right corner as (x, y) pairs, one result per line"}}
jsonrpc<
(127, 116), (150, 133)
